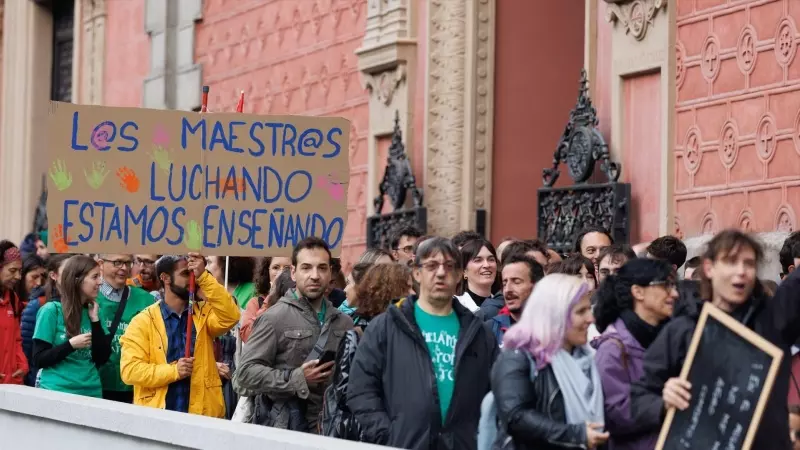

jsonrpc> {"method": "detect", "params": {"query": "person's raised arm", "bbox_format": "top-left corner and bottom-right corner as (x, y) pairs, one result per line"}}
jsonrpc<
(188, 253), (240, 337)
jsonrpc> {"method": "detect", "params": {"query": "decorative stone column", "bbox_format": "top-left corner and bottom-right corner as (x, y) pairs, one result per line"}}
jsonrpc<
(423, 0), (495, 237)
(0, 1), (53, 242)
(356, 0), (417, 217)
(79, 0), (106, 104)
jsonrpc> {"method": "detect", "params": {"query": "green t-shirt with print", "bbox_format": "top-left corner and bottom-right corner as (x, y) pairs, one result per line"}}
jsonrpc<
(96, 286), (155, 392)
(414, 302), (460, 424)
(34, 302), (104, 398)
(234, 282), (257, 310)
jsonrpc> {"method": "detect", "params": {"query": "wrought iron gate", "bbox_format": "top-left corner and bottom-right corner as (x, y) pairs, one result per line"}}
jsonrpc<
(366, 112), (427, 249)
(537, 70), (631, 254)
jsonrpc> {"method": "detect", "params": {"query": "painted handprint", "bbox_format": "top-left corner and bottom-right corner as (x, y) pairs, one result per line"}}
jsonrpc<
(153, 125), (170, 147)
(116, 167), (140, 193)
(84, 161), (110, 190)
(184, 220), (203, 251)
(49, 160), (73, 191)
(52, 225), (69, 253)
(150, 147), (172, 174)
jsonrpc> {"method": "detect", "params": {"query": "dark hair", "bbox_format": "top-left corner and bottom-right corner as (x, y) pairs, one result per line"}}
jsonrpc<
(779, 231), (800, 275)
(59, 255), (99, 337)
(291, 237), (332, 266)
(267, 268), (295, 308)
(389, 226), (423, 250)
(214, 256), (256, 286)
(350, 262), (373, 286)
(460, 239), (502, 294)
(415, 237), (462, 270)
(647, 236), (688, 269)
(43, 254), (73, 300)
(684, 256), (702, 270)
(501, 240), (548, 262)
(501, 253), (545, 284)
(789, 404), (800, 415)
(358, 248), (395, 264)
(355, 263), (412, 318)
(451, 230), (482, 249)
(155, 255), (185, 290)
(597, 244), (636, 267)
(330, 258), (346, 290)
(0, 240), (20, 307)
(573, 226), (614, 253)
(18, 254), (46, 299)
(593, 258), (674, 332)
(254, 257), (272, 296)
(699, 230), (764, 301)
(0, 240), (18, 268)
(499, 236), (519, 245)
(549, 254), (596, 286)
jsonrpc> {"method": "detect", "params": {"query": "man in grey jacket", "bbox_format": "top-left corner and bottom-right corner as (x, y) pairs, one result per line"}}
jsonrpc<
(234, 237), (353, 432)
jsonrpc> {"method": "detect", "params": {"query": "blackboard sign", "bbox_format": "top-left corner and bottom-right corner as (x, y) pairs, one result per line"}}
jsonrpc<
(656, 302), (783, 450)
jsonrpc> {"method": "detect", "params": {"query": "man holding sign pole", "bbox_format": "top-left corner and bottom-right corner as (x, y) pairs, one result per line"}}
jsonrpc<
(630, 230), (800, 449)
(120, 253), (240, 417)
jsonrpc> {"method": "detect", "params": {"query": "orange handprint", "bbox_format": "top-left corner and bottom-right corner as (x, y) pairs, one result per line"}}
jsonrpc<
(53, 225), (69, 253)
(116, 167), (140, 193)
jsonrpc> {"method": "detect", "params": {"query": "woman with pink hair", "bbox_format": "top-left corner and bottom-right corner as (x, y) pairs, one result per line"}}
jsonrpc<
(490, 274), (609, 450)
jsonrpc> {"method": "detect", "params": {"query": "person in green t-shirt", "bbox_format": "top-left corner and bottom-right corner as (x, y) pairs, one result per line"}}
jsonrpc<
(415, 301), (460, 422)
(96, 254), (155, 403)
(207, 256), (256, 309)
(33, 255), (111, 398)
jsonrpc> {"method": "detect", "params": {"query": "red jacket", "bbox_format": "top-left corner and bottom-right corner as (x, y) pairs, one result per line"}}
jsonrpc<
(0, 291), (27, 384)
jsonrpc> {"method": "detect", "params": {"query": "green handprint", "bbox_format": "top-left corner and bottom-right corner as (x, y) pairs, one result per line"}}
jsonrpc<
(84, 161), (110, 190)
(49, 159), (73, 191)
(150, 147), (172, 174)
(184, 220), (203, 251)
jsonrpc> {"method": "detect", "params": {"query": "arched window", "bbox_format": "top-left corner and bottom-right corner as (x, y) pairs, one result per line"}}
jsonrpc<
(51, 0), (74, 102)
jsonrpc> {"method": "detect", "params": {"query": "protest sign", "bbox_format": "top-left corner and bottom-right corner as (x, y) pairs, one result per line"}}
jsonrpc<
(46, 102), (350, 257)
(655, 302), (782, 450)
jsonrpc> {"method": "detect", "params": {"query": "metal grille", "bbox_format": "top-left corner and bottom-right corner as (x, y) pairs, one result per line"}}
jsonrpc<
(51, 0), (75, 102)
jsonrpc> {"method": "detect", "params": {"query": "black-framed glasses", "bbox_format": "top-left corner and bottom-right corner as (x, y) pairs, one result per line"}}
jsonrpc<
(135, 258), (156, 267)
(395, 245), (415, 255)
(105, 259), (133, 269)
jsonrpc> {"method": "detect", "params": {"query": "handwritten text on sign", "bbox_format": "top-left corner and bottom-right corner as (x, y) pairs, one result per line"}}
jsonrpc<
(46, 102), (350, 257)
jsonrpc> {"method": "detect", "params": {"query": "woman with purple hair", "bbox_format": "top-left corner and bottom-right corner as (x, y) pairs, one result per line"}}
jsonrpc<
(490, 274), (609, 450)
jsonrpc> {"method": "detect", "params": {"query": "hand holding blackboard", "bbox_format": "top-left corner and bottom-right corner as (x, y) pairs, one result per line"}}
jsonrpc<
(655, 303), (783, 450)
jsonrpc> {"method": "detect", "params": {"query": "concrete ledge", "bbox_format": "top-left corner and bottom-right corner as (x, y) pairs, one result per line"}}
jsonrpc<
(0, 386), (392, 450)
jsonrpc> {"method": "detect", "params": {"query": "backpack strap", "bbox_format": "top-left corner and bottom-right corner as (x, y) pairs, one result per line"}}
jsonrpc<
(607, 336), (629, 371)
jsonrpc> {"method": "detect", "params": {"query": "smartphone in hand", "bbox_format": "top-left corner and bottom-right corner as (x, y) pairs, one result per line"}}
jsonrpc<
(318, 350), (337, 365)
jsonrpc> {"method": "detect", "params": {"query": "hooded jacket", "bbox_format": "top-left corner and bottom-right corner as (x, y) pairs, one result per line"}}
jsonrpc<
(630, 274), (800, 450)
(591, 318), (659, 450)
(347, 295), (499, 450)
(479, 293), (505, 320)
(485, 306), (515, 346)
(0, 290), (27, 385)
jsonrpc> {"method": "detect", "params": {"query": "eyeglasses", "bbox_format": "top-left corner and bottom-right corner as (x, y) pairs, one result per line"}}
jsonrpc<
(649, 280), (676, 291)
(418, 261), (457, 273)
(105, 259), (133, 269)
(135, 258), (156, 267)
(395, 245), (415, 255)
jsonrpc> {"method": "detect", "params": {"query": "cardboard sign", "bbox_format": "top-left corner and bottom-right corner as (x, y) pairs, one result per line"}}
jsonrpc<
(656, 302), (783, 450)
(46, 102), (350, 257)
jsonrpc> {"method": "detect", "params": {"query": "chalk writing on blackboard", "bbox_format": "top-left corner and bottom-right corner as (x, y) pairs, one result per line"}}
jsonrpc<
(656, 303), (783, 450)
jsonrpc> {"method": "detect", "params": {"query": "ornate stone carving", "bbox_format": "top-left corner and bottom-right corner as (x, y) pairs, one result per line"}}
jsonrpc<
(701, 34), (721, 82)
(604, 0), (667, 41)
(363, 65), (406, 106)
(756, 113), (777, 162)
(471, 0), (494, 211)
(719, 120), (739, 168)
(683, 127), (701, 175)
(737, 25), (757, 75)
(425, 0), (468, 236)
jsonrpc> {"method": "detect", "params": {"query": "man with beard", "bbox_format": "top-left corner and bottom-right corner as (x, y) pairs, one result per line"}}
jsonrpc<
(127, 254), (160, 293)
(234, 237), (353, 432)
(486, 253), (543, 345)
(120, 254), (240, 416)
(347, 237), (499, 450)
(95, 254), (155, 403)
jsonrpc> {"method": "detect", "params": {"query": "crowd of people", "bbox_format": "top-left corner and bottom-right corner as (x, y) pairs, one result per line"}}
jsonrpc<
(1, 226), (800, 449)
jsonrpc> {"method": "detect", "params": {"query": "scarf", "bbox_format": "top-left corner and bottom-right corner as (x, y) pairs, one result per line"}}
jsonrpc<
(620, 309), (664, 349)
(550, 345), (605, 425)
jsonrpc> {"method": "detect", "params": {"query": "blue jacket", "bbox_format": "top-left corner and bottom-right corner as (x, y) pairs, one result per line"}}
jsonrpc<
(20, 287), (49, 386)
(478, 293), (505, 320)
(485, 307), (514, 346)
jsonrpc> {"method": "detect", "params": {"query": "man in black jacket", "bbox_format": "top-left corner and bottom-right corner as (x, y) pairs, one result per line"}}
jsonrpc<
(631, 230), (800, 449)
(347, 237), (500, 450)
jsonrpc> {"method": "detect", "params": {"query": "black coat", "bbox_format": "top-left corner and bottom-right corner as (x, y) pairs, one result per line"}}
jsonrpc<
(347, 295), (500, 450)
(631, 273), (800, 450)
(492, 350), (587, 450)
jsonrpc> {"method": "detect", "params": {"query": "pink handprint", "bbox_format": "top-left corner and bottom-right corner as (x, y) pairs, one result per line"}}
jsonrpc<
(316, 175), (346, 202)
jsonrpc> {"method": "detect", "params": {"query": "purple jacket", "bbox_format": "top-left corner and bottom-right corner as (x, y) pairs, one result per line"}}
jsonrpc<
(591, 318), (660, 450)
